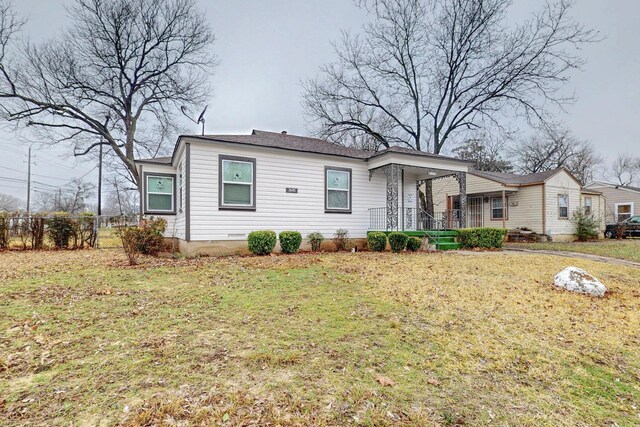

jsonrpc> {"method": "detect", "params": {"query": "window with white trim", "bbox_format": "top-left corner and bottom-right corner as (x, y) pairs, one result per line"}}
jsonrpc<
(325, 167), (351, 212)
(490, 197), (507, 220)
(616, 203), (632, 222)
(220, 156), (255, 209)
(558, 194), (569, 219)
(146, 175), (174, 213)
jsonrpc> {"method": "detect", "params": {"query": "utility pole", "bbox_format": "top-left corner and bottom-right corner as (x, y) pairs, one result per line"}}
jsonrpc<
(26, 146), (32, 215)
(114, 181), (123, 215)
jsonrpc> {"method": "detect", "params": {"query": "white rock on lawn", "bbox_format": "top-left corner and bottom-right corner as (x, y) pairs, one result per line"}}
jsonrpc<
(553, 266), (606, 297)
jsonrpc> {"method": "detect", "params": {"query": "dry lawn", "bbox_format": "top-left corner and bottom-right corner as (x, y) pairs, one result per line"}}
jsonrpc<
(507, 239), (640, 263)
(0, 249), (639, 426)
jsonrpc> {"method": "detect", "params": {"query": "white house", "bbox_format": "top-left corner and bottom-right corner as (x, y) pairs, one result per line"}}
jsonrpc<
(135, 130), (472, 255)
(431, 168), (606, 241)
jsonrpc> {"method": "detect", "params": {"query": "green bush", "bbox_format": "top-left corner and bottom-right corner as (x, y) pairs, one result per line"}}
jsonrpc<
(406, 236), (422, 252)
(333, 228), (350, 251)
(367, 232), (387, 252)
(279, 231), (302, 254)
(307, 232), (324, 251)
(388, 232), (408, 253)
(248, 230), (277, 255)
(47, 213), (75, 249)
(457, 228), (507, 249)
(571, 209), (599, 241)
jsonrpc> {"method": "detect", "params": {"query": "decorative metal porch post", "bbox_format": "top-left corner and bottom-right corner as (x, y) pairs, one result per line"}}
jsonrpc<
(456, 171), (467, 228)
(384, 164), (402, 231)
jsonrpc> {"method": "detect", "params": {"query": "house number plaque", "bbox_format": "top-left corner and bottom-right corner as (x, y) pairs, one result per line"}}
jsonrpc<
(286, 188), (298, 193)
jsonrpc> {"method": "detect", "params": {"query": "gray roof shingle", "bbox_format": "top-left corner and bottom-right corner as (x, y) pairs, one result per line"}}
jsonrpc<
(136, 130), (474, 164)
(470, 168), (570, 186)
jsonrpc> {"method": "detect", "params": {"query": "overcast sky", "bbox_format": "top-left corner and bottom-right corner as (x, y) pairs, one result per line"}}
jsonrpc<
(1, 0), (639, 203)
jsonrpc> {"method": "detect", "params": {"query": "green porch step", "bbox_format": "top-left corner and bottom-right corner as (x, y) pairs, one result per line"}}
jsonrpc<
(434, 241), (462, 251)
(371, 230), (462, 251)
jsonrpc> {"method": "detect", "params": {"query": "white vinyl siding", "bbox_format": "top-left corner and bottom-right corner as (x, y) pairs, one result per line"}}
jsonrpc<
(187, 139), (386, 241)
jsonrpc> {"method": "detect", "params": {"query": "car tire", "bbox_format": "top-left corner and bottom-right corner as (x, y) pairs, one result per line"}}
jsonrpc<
(604, 230), (614, 239)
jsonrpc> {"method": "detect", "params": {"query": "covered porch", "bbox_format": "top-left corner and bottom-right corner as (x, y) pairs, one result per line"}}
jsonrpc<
(366, 152), (471, 232)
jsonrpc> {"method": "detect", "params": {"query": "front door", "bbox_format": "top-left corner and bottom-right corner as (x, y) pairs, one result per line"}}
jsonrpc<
(467, 196), (483, 228)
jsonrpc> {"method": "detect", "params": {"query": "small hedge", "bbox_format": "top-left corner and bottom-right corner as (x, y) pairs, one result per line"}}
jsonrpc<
(307, 232), (324, 251)
(457, 228), (507, 249)
(279, 231), (302, 254)
(248, 230), (277, 255)
(406, 236), (422, 252)
(367, 232), (387, 252)
(388, 232), (408, 253)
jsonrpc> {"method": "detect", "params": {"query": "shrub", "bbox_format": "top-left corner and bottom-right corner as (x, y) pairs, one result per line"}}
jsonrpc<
(332, 228), (350, 251)
(388, 232), (408, 253)
(115, 217), (167, 265)
(457, 228), (507, 249)
(248, 230), (277, 255)
(307, 232), (324, 251)
(571, 209), (599, 241)
(0, 213), (9, 250)
(279, 231), (302, 254)
(47, 213), (75, 249)
(136, 218), (167, 255)
(367, 232), (387, 252)
(406, 236), (422, 252)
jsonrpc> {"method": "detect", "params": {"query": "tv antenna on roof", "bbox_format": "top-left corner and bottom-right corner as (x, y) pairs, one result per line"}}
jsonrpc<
(180, 105), (207, 136)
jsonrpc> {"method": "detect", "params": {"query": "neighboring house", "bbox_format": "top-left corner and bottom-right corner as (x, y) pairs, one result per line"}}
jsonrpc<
(431, 168), (606, 241)
(135, 130), (472, 255)
(583, 181), (640, 223)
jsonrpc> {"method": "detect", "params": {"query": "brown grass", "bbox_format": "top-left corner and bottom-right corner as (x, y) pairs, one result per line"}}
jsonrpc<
(0, 250), (639, 426)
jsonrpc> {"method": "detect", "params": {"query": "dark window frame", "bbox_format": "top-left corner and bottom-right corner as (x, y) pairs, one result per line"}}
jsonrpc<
(218, 154), (257, 211)
(143, 172), (177, 215)
(324, 166), (352, 214)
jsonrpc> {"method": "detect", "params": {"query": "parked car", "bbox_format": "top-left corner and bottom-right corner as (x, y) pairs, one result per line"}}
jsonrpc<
(604, 215), (640, 238)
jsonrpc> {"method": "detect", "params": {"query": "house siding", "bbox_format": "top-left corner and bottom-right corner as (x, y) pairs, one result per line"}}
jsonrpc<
(584, 184), (640, 223)
(543, 171), (581, 239)
(139, 161), (184, 240)
(187, 139), (387, 241)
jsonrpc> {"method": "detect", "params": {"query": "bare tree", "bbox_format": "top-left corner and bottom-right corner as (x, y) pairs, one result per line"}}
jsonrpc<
(0, 192), (21, 211)
(452, 136), (513, 173)
(302, 0), (598, 155)
(514, 125), (601, 185)
(608, 153), (640, 186)
(0, 0), (216, 189)
(34, 180), (95, 214)
(102, 176), (139, 216)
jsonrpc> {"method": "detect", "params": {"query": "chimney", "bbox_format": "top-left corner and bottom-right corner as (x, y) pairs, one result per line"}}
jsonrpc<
(281, 130), (287, 135)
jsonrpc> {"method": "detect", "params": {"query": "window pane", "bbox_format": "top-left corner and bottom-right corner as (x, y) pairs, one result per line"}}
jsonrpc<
(584, 197), (592, 207)
(491, 198), (503, 209)
(492, 208), (503, 219)
(148, 176), (173, 194)
(558, 195), (568, 208)
(327, 170), (349, 190)
(148, 194), (172, 211)
(223, 161), (252, 183)
(223, 183), (251, 205)
(618, 205), (631, 214)
(328, 189), (348, 209)
(560, 207), (568, 218)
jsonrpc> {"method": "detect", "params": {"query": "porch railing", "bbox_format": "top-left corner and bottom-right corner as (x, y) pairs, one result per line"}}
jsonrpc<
(368, 207), (463, 231)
